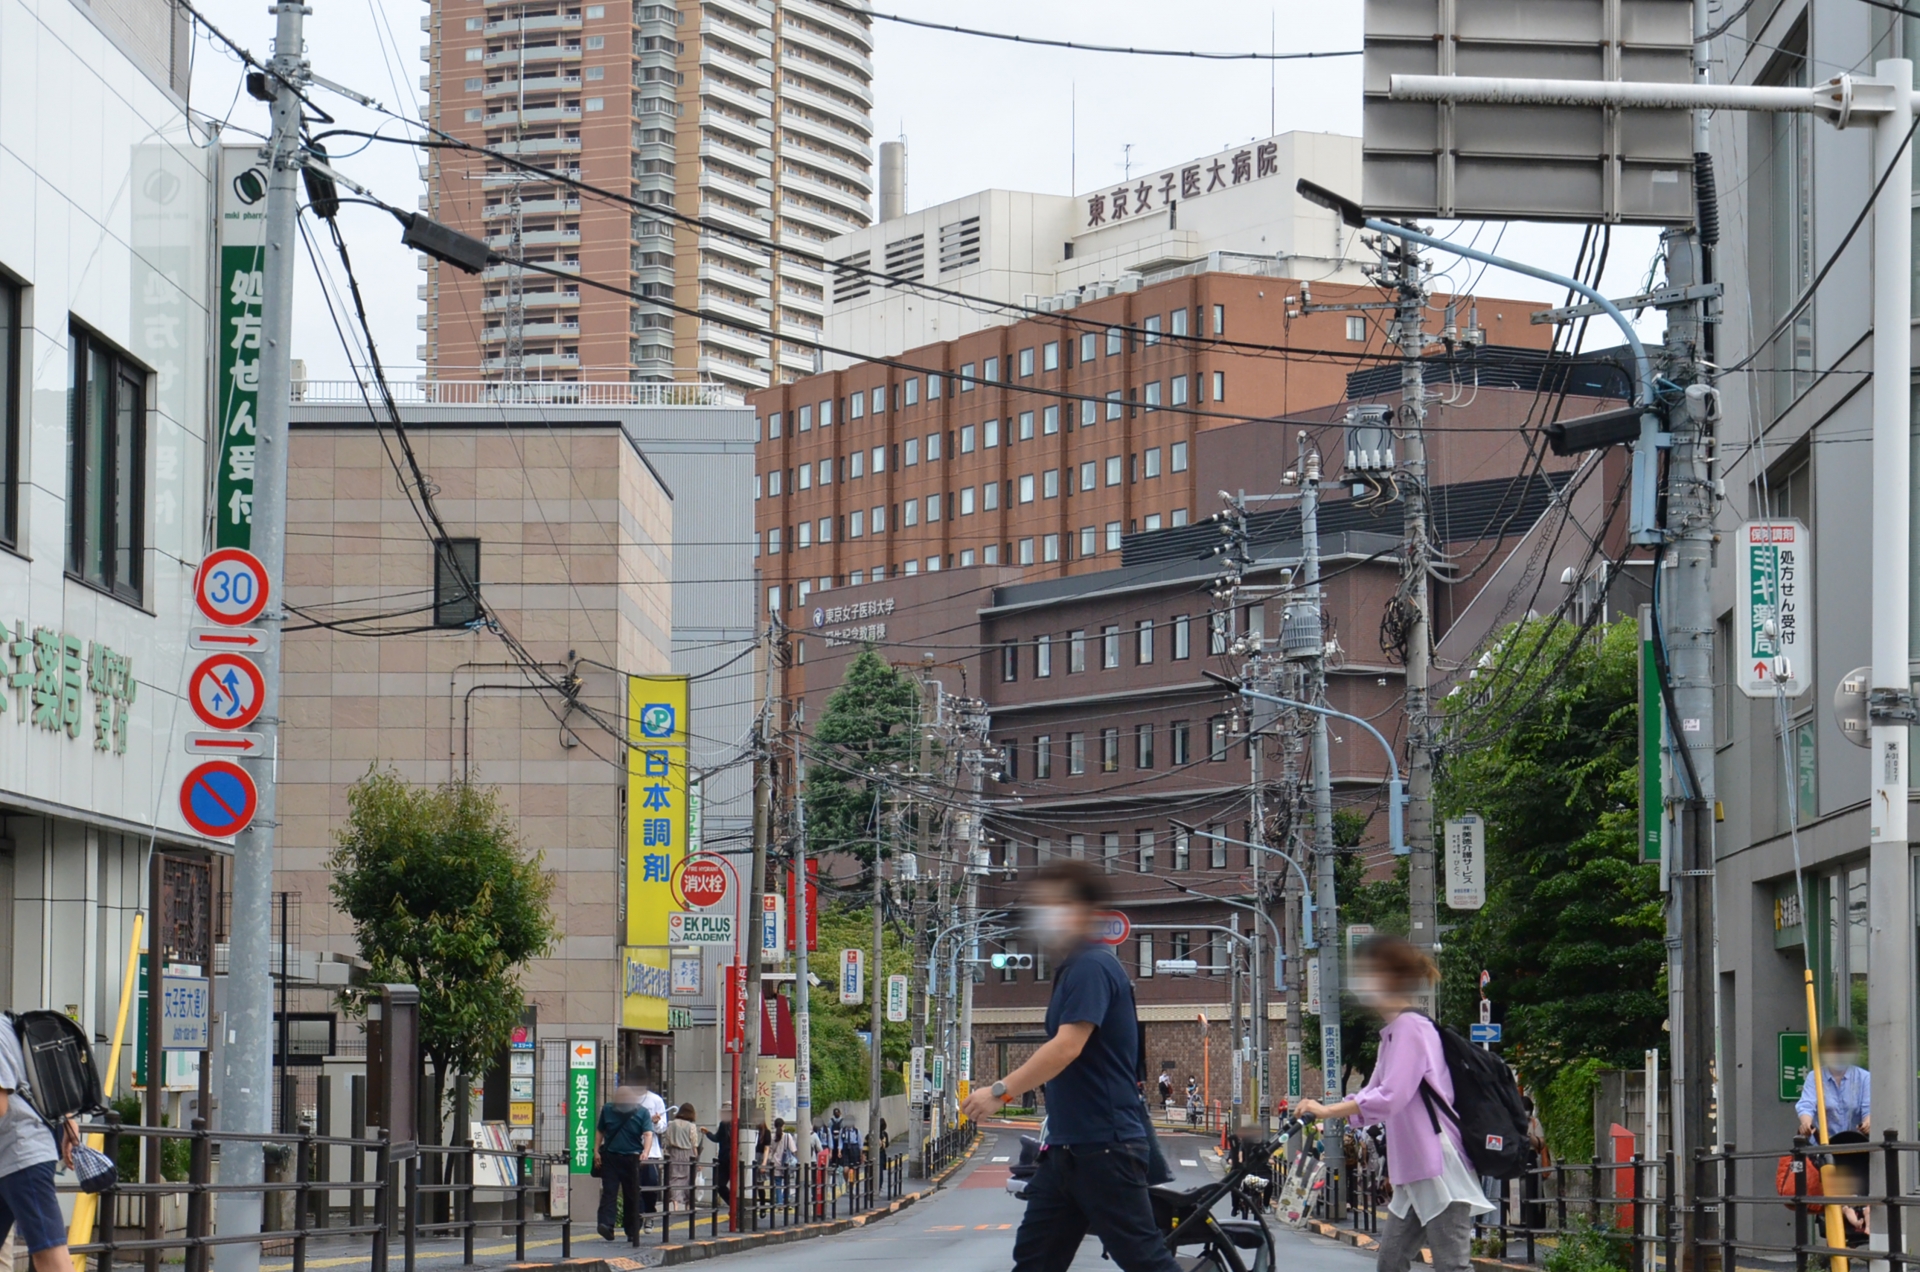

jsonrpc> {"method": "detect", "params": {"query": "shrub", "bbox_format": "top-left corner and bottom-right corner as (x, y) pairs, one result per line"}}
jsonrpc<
(1545, 1217), (1632, 1272)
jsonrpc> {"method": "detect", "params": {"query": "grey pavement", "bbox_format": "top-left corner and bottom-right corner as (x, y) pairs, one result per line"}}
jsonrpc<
(685, 1126), (1379, 1272)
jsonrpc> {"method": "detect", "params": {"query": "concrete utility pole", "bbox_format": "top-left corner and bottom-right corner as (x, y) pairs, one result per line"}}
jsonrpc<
(216, 5), (304, 1268)
(906, 674), (934, 1173)
(1300, 445), (1346, 1222)
(957, 700), (988, 1100)
(739, 623), (776, 1145)
(1388, 241), (1437, 961)
(868, 804), (885, 1148)
(793, 738), (812, 1139)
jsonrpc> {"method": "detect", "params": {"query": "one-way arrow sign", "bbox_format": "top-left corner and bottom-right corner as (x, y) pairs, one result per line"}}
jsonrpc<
(186, 731), (267, 757)
(190, 628), (266, 653)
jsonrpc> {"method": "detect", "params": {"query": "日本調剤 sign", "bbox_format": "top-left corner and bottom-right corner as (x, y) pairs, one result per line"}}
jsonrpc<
(625, 676), (690, 1031)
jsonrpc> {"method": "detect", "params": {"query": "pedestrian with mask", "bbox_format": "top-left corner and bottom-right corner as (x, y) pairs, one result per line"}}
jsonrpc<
(632, 1078), (668, 1230)
(593, 1087), (653, 1244)
(1797, 1027), (1870, 1137)
(959, 859), (1179, 1272)
(1296, 935), (1492, 1272)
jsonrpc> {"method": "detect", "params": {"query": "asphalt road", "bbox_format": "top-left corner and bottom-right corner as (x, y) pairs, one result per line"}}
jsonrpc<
(686, 1126), (1380, 1272)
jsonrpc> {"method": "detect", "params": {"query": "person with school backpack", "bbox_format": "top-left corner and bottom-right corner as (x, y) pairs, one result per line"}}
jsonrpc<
(1297, 936), (1513, 1272)
(0, 1014), (84, 1272)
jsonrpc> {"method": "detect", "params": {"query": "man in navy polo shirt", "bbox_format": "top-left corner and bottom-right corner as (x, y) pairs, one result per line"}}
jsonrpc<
(961, 859), (1176, 1272)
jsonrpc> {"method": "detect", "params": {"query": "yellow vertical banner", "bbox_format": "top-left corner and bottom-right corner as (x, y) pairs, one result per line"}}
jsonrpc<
(625, 676), (690, 1031)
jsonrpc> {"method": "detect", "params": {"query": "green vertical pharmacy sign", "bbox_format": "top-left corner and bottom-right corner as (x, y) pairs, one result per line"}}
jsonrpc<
(215, 145), (268, 550)
(568, 1039), (598, 1173)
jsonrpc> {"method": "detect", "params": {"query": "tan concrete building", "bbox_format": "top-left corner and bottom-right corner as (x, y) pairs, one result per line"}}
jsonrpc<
(276, 414), (674, 1063)
(420, 0), (876, 393)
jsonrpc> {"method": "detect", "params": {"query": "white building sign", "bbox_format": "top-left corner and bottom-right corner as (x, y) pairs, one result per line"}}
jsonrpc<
(1737, 520), (1811, 698)
(1445, 815), (1486, 911)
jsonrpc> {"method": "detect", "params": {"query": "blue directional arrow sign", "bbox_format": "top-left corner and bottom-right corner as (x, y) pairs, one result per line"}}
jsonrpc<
(1470, 1023), (1502, 1045)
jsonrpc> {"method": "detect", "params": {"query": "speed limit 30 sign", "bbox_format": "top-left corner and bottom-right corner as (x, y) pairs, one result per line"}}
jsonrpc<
(193, 548), (270, 627)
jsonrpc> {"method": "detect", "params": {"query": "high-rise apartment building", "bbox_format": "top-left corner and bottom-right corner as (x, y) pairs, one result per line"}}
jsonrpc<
(422, 0), (875, 391)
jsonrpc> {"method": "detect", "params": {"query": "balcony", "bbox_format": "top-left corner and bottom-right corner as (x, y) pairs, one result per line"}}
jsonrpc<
(483, 258), (579, 280)
(484, 44), (581, 66)
(698, 320), (772, 360)
(698, 260), (771, 297)
(776, 193), (863, 239)
(486, 13), (581, 34)
(701, 138), (772, 178)
(783, 56), (873, 110)
(701, 41), (770, 87)
(481, 320), (581, 342)
(698, 108), (771, 151)
(779, 19), (873, 78)
(483, 104), (582, 128)
(704, 0), (773, 35)
(482, 166), (578, 187)
(482, 352), (582, 371)
(698, 16), (771, 59)
(487, 136), (583, 156)
(700, 77), (774, 124)
(698, 231), (769, 271)
(482, 198), (582, 218)
(703, 168), (772, 209)
(485, 227), (581, 248)
(699, 199), (772, 237)
(701, 291), (774, 331)
(697, 352), (771, 391)
(779, 80), (870, 137)
(781, 168), (870, 220)
(776, 108), (869, 161)
(481, 289), (579, 310)
(778, 140), (872, 193)
(787, 0), (875, 52)
(484, 74), (581, 97)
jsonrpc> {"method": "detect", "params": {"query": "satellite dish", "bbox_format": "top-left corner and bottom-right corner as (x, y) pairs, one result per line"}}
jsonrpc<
(1834, 666), (1872, 749)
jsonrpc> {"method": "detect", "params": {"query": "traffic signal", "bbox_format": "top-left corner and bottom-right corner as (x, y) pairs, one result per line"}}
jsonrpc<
(989, 953), (1035, 970)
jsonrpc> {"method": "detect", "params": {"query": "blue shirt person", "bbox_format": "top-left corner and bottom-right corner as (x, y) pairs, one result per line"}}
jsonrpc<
(1796, 1027), (1871, 1137)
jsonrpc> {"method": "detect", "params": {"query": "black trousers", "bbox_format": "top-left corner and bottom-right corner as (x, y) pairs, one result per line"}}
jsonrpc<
(638, 1161), (661, 1214)
(1010, 1141), (1182, 1272)
(596, 1152), (642, 1241)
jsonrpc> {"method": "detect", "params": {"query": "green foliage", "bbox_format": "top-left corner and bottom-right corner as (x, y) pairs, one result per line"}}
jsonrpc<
(329, 769), (558, 1096)
(1434, 616), (1666, 1093)
(805, 651), (921, 870)
(803, 902), (912, 1106)
(1539, 1057), (1607, 1164)
(1544, 1217), (1631, 1272)
(110, 1095), (190, 1181)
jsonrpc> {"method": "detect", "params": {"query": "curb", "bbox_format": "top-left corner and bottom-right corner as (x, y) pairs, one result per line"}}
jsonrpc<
(1301, 1218), (1540, 1272)
(512, 1136), (984, 1270)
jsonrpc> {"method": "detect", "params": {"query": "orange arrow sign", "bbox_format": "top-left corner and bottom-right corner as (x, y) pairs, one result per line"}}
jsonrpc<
(574, 1044), (593, 1059)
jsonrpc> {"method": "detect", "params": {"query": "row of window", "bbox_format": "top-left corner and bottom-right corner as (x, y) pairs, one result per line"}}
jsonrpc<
(1001, 717), (1235, 780)
(1000, 617), (1198, 680)
(993, 828), (1243, 874)
(766, 508), (1191, 557)
(763, 444), (1190, 507)
(992, 930), (1231, 982)
(763, 371), (1228, 441)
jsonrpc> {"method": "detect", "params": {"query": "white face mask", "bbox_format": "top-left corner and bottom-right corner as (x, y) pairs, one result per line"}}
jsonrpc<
(1825, 1052), (1857, 1073)
(1027, 904), (1082, 949)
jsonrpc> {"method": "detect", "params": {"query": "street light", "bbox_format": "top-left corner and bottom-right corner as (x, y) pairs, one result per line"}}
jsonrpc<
(1202, 670), (1408, 855)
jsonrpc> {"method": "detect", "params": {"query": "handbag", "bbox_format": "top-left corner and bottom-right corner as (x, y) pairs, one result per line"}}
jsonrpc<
(73, 1142), (116, 1194)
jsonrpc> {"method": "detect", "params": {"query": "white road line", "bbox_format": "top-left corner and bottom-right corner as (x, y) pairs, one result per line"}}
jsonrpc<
(1180, 1159), (1198, 1167)
(990, 1156), (1011, 1162)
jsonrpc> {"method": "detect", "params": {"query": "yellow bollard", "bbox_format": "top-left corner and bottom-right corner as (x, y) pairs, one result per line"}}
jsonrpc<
(1804, 969), (1849, 1272)
(69, 913), (144, 1271)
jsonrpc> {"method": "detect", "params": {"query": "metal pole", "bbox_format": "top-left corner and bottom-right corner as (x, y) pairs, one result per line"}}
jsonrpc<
(1866, 56), (1914, 1147)
(217, 4), (304, 1266)
(1303, 447), (1345, 1221)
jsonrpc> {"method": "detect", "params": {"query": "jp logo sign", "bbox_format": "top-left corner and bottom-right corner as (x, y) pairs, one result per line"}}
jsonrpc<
(639, 703), (676, 738)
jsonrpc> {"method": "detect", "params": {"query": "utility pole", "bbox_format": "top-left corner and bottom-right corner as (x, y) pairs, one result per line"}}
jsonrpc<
(1246, 695), (1268, 1135)
(868, 797), (885, 1148)
(957, 697), (989, 1103)
(792, 737), (812, 1140)
(216, 5), (303, 1268)
(1388, 238), (1437, 962)
(738, 622), (776, 1152)
(906, 673), (934, 1173)
(1300, 442), (1346, 1223)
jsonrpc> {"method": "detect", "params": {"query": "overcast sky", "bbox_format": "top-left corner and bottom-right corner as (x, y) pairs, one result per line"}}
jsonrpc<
(185, 0), (1662, 383)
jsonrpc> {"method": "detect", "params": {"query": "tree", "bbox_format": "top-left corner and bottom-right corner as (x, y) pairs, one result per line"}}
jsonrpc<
(1303, 809), (1408, 1088)
(801, 902), (913, 1106)
(329, 769), (557, 1142)
(1433, 616), (1665, 1101)
(805, 650), (920, 870)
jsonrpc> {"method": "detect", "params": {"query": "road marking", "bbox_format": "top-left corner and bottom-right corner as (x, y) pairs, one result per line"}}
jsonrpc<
(264, 1238), (565, 1271)
(1180, 1159), (1198, 1167)
(991, 1156), (1011, 1162)
(973, 1224), (1013, 1230)
(929, 1224), (965, 1231)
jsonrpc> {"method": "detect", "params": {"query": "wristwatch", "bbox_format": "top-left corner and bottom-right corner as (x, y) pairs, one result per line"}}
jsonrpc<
(991, 1080), (1008, 1102)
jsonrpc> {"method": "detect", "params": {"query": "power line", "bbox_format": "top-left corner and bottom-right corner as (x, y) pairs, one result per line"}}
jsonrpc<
(816, 0), (1361, 62)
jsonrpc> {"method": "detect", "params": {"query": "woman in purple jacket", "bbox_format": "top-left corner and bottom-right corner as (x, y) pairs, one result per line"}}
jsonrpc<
(1297, 936), (1492, 1272)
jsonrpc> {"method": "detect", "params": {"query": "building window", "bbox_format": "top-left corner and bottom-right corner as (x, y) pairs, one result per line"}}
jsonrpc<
(1068, 732), (1086, 775)
(1070, 630), (1087, 673)
(1172, 441), (1188, 472)
(1171, 720), (1190, 766)
(1346, 315), (1367, 342)
(1105, 522), (1123, 552)
(767, 470), (782, 496)
(1001, 739), (1018, 781)
(818, 517), (831, 543)
(1102, 625), (1120, 669)
(959, 548), (976, 567)
(1036, 838), (1053, 864)
(1137, 619), (1154, 664)
(433, 538), (482, 627)
(767, 528), (781, 554)
(850, 450), (865, 478)
(903, 498), (919, 526)
(1209, 716), (1229, 761)
(1043, 469), (1060, 499)
(1136, 723), (1154, 769)
(871, 505), (886, 533)
(1172, 508), (1189, 527)
(797, 521), (813, 549)
(984, 418), (1000, 447)
(819, 458), (833, 484)
(1102, 832), (1120, 873)
(1018, 411), (1035, 441)
(1043, 341), (1060, 371)
(1212, 304), (1225, 335)
(1079, 526), (1097, 558)
(1018, 537), (1035, 565)
(1209, 824), (1227, 868)
(1105, 456), (1122, 486)
(1144, 315), (1161, 345)
(871, 445), (886, 474)
(904, 437), (919, 466)
(1079, 461), (1096, 493)
(1145, 447), (1162, 478)
(1137, 831), (1156, 872)
(1170, 930), (1189, 962)
(904, 378), (920, 406)
(873, 385), (887, 413)
(1210, 611), (1229, 654)
(1171, 375), (1188, 406)
(960, 487), (976, 515)
(985, 356), (999, 383)
(850, 390), (865, 418)
(1019, 348), (1035, 376)
(1069, 834), (1086, 860)
(798, 465), (812, 491)
(1172, 830), (1190, 871)
(1106, 326), (1123, 356)
(1212, 370), (1226, 401)
(1035, 734), (1052, 779)
(927, 493), (941, 521)
(1001, 640), (1019, 682)
(799, 404), (812, 430)
(960, 362), (976, 390)
(1043, 405), (1060, 435)
(928, 373), (943, 399)
(1081, 400), (1096, 427)
(1171, 308), (1189, 337)
(1101, 727), (1120, 772)
(766, 412), (782, 438)
(983, 544), (999, 564)
(926, 431), (941, 460)
(1105, 391), (1122, 421)
(1144, 381), (1161, 411)
(1081, 332), (1097, 361)
(849, 510), (865, 537)
(1138, 933), (1155, 977)
(1019, 474), (1035, 503)
(68, 327), (147, 603)
(1042, 534), (1060, 562)
(1144, 513), (1162, 532)
(1036, 634), (1053, 677)
(1173, 615), (1191, 660)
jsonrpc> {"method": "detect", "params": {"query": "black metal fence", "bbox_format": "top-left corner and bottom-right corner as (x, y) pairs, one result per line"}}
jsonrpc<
(920, 1123), (975, 1179)
(733, 1151), (907, 1231)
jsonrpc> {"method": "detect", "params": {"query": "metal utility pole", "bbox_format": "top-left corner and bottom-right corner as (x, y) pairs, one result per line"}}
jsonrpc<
(216, 5), (303, 1267)
(1301, 444), (1346, 1222)
(1386, 240), (1437, 961)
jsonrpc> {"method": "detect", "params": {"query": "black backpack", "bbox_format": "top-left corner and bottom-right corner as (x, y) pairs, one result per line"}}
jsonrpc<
(1417, 1019), (1530, 1179)
(7, 1011), (104, 1123)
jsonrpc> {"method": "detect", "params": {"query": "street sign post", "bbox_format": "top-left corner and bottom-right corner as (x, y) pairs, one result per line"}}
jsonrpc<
(567, 1040), (598, 1174)
(839, 949), (864, 1006)
(189, 629), (266, 653)
(886, 973), (907, 1022)
(1470, 1023), (1503, 1045)
(160, 974), (211, 1050)
(1444, 815), (1486, 910)
(185, 732), (267, 758)
(1092, 911), (1131, 945)
(1736, 520), (1812, 698)
(672, 856), (729, 910)
(666, 912), (734, 945)
(1779, 1032), (1810, 1102)
(178, 760), (258, 838)
(189, 654), (266, 731)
